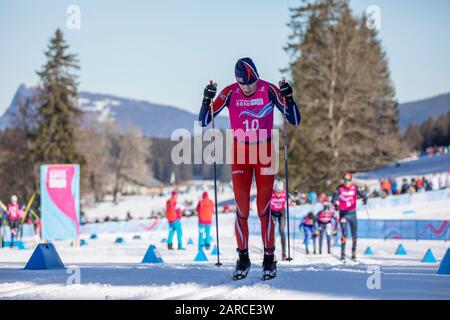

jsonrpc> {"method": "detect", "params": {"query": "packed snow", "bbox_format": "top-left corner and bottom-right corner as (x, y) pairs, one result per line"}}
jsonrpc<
(1, 162), (449, 300)
(0, 217), (449, 299)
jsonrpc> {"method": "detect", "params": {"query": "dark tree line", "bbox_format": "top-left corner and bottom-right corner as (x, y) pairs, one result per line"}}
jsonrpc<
(403, 111), (450, 151)
(150, 136), (231, 184)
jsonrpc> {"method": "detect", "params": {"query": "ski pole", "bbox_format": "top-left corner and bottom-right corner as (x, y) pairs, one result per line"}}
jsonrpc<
(280, 80), (293, 262)
(364, 203), (371, 237)
(208, 80), (222, 267)
(292, 204), (296, 258)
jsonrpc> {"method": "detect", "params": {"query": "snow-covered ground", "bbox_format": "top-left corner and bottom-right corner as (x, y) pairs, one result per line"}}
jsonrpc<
(2, 158), (449, 300)
(0, 227), (449, 299)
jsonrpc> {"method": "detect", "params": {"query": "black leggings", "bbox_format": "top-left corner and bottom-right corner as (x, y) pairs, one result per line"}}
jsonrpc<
(8, 220), (20, 243)
(271, 210), (286, 256)
(339, 212), (357, 254)
(318, 222), (332, 253)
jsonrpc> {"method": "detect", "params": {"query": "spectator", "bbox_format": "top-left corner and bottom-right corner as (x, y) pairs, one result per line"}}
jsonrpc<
(166, 190), (184, 250)
(425, 177), (433, 191)
(400, 178), (409, 194)
(411, 178), (418, 192)
(307, 192), (317, 204)
(438, 173), (446, 190)
(126, 211), (133, 221)
(408, 183), (416, 195)
(223, 202), (232, 213)
(196, 191), (214, 250)
(390, 178), (398, 195)
(431, 174), (440, 191)
(416, 177), (423, 191)
(33, 216), (42, 240)
(447, 172), (450, 189)
(380, 178), (391, 195)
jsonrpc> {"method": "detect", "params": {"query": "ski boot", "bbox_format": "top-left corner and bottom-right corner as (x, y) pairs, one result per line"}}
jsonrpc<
(178, 245), (186, 251)
(281, 252), (287, 261)
(340, 252), (346, 262)
(351, 249), (357, 261)
(167, 243), (174, 250)
(306, 248), (310, 255)
(262, 254), (277, 281)
(232, 249), (251, 281)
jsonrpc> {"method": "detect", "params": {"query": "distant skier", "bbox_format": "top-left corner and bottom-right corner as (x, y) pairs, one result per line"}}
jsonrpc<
(300, 212), (317, 254)
(316, 203), (337, 254)
(196, 191), (214, 250)
(270, 181), (288, 261)
(199, 57), (301, 280)
(332, 172), (368, 261)
(165, 191), (184, 250)
(7, 195), (23, 247)
(0, 207), (4, 247)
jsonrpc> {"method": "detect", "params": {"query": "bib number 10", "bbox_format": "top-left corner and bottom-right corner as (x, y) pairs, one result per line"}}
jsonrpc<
(243, 119), (259, 131)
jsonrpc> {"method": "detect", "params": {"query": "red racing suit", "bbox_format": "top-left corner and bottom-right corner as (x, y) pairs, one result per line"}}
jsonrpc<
(199, 79), (300, 254)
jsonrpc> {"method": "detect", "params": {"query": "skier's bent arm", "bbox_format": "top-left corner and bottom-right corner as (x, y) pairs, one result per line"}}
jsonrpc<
(331, 188), (340, 204)
(268, 84), (301, 126)
(356, 186), (368, 204)
(198, 86), (232, 127)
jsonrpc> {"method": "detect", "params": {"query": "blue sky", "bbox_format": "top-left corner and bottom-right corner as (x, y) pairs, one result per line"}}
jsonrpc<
(1, 0), (449, 115)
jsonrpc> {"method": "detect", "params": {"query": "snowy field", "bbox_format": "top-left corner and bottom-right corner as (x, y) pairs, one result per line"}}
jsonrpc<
(1, 164), (449, 299)
(0, 227), (449, 300)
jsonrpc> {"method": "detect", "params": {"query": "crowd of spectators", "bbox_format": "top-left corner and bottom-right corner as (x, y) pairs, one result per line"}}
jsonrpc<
(423, 145), (450, 157)
(372, 172), (450, 198)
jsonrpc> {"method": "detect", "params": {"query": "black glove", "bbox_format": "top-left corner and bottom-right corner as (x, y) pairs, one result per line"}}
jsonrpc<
(363, 198), (368, 205)
(203, 81), (217, 105)
(278, 80), (293, 103)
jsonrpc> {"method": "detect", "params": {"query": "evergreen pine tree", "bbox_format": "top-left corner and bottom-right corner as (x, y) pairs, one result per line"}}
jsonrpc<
(31, 29), (85, 166)
(285, 0), (400, 192)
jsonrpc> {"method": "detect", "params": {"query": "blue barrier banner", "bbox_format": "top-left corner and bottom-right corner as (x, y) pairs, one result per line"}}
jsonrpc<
(248, 215), (449, 240)
(78, 215), (450, 241)
(416, 220), (450, 240)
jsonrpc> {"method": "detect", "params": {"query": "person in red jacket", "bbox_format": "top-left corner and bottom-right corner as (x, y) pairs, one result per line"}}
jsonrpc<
(196, 191), (214, 250)
(166, 191), (184, 250)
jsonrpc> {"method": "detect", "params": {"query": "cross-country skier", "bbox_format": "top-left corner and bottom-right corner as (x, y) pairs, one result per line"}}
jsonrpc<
(196, 191), (214, 250)
(317, 202), (337, 254)
(199, 57), (300, 280)
(331, 172), (368, 261)
(7, 195), (23, 247)
(270, 180), (288, 261)
(300, 211), (318, 254)
(166, 191), (184, 250)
